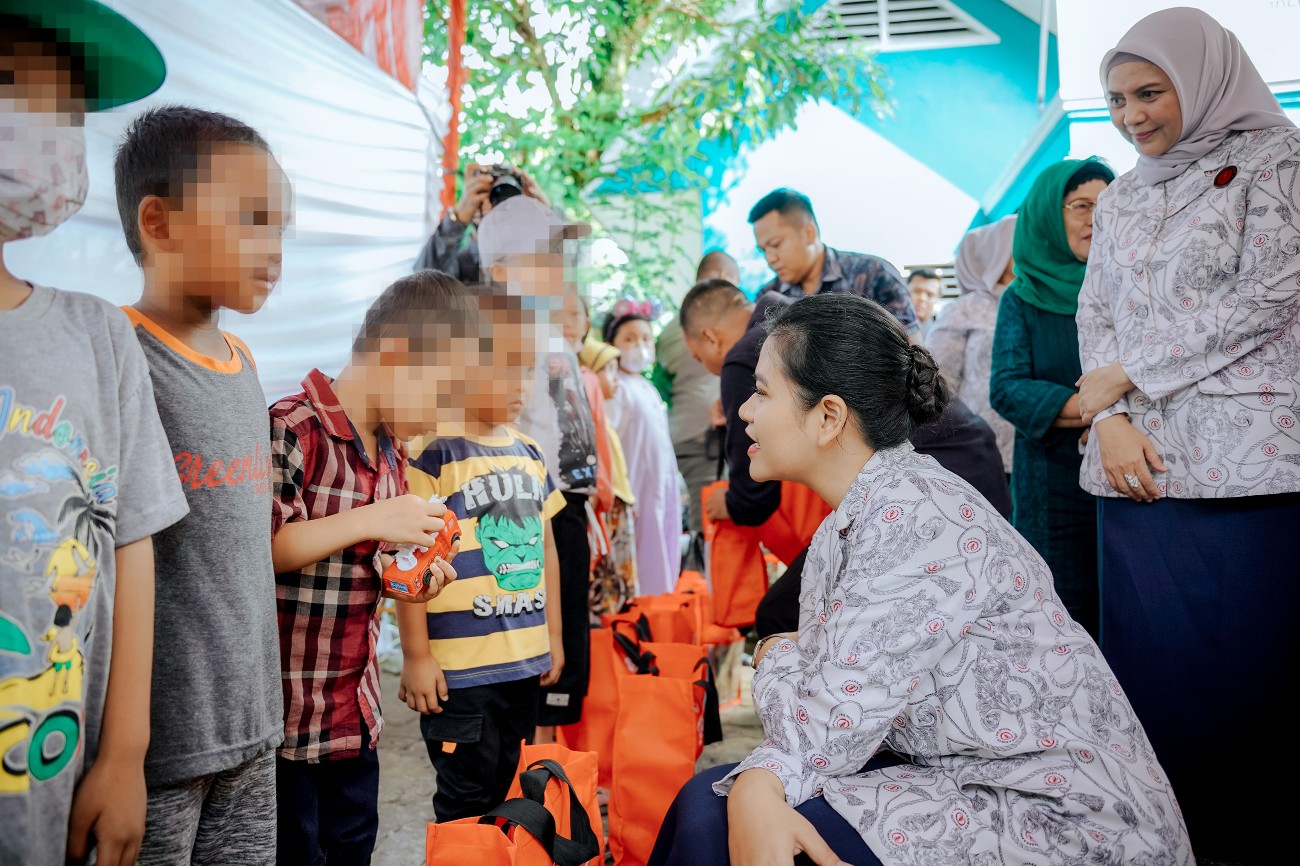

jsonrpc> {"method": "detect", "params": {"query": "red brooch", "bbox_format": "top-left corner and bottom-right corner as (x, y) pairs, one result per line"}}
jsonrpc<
(1213, 166), (1237, 187)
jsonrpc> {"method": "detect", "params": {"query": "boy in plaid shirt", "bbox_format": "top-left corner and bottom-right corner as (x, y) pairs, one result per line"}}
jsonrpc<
(269, 271), (475, 864)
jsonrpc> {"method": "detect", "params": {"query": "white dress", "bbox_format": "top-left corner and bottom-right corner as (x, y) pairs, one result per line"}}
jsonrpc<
(605, 371), (680, 596)
(716, 445), (1192, 865)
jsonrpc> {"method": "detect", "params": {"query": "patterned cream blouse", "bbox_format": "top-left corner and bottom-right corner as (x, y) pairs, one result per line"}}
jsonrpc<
(716, 445), (1191, 865)
(1077, 127), (1300, 498)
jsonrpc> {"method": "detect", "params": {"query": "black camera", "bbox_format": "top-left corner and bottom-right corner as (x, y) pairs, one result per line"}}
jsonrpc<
(484, 165), (524, 207)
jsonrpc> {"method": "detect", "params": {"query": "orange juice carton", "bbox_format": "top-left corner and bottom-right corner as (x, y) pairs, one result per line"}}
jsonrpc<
(381, 498), (461, 598)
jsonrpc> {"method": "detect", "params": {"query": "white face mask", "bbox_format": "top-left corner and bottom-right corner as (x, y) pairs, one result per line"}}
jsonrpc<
(619, 344), (654, 375)
(0, 111), (89, 243)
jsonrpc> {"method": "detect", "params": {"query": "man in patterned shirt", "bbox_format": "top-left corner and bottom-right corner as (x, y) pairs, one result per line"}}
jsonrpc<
(748, 187), (919, 335)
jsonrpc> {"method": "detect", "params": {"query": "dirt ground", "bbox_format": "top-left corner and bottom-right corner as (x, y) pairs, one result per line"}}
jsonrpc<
(371, 659), (759, 865)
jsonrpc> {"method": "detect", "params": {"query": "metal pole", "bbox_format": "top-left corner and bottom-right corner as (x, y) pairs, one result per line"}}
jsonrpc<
(880, 0), (890, 49)
(1037, 0), (1051, 111)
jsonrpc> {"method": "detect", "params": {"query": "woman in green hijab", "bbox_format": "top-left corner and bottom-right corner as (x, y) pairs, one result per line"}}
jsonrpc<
(989, 158), (1115, 638)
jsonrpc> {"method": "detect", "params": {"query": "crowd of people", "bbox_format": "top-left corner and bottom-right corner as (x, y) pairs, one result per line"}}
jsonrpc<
(2, 3), (1297, 866)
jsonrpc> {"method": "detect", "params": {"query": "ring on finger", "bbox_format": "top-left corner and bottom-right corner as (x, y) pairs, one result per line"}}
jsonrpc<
(1123, 473), (1141, 488)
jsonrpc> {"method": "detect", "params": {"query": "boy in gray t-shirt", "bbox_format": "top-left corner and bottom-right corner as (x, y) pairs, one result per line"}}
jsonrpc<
(1, 6), (188, 865)
(111, 106), (294, 865)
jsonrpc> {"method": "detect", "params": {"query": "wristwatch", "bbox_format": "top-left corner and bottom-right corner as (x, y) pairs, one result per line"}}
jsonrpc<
(751, 634), (783, 668)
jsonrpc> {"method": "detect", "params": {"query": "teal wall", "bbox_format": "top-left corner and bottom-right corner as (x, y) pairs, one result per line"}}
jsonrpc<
(839, 0), (1058, 199)
(702, 0), (1060, 252)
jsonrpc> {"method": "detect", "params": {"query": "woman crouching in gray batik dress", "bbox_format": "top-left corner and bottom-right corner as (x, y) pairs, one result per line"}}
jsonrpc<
(648, 293), (1191, 866)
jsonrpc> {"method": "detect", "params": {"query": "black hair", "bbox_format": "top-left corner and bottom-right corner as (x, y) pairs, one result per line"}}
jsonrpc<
(695, 249), (738, 281)
(908, 268), (938, 282)
(353, 269), (479, 356)
(53, 605), (72, 628)
(678, 278), (747, 336)
(747, 188), (816, 226)
(602, 312), (651, 345)
(113, 105), (272, 263)
(765, 294), (948, 449)
(0, 15), (87, 101)
(472, 487), (541, 527)
(1064, 161), (1116, 198)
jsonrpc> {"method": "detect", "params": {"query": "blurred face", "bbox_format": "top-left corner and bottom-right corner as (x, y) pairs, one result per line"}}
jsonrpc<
(738, 340), (818, 484)
(1, 35), (84, 116)
(376, 337), (476, 441)
(466, 320), (536, 425)
(1106, 61), (1182, 158)
(149, 142), (291, 313)
(752, 211), (819, 286)
(908, 277), (941, 323)
(560, 292), (588, 350)
(489, 253), (568, 314)
(1063, 179), (1110, 262)
(597, 360), (619, 400)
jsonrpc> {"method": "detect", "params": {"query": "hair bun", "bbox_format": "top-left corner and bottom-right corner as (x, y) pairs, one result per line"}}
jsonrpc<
(904, 344), (950, 426)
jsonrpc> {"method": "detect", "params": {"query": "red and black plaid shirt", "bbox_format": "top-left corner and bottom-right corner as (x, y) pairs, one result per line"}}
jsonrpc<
(270, 369), (407, 761)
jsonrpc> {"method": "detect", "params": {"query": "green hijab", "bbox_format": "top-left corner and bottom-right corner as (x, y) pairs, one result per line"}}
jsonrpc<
(1010, 158), (1115, 315)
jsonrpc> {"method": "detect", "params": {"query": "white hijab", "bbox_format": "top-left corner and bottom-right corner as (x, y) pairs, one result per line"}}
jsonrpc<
(954, 215), (1016, 299)
(1100, 7), (1294, 186)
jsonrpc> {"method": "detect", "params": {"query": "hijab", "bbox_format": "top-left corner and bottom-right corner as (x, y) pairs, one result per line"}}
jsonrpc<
(1010, 158), (1115, 316)
(1101, 7), (1294, 186)
(955, 215), (1017, 299)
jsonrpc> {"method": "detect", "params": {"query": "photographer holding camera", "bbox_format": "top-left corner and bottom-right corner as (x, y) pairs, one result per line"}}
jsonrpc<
(415, 164), (550, 281)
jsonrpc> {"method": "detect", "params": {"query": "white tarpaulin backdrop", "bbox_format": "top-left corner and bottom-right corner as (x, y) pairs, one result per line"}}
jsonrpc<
(5, 0), (443, 400)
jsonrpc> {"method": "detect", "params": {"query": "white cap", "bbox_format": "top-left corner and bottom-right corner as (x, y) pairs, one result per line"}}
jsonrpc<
(476, 195), (588, 268)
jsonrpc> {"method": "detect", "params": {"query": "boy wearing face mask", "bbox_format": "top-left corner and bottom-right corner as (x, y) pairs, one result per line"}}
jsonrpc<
(0, 5), (190, 866)
(602, 305), (680, 597)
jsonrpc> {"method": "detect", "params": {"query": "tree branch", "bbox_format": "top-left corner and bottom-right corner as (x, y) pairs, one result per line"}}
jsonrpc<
(504, 0), (565, 115)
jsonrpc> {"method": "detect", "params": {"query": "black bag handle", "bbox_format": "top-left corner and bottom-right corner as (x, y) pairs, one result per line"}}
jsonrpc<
(517, 759), (601, 864)
(483, 759), (599, 866)
(708, 424), (726, 480)
(479, 798), (557, 856)
(611, 627), (658, 676)
(694, 655), (724, 746)
(608, 610), (654, 643)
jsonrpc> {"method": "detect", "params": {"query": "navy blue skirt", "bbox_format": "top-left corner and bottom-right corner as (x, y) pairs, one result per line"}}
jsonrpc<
(648, 763), (885, 866)
(1098, 492), (1300, 864)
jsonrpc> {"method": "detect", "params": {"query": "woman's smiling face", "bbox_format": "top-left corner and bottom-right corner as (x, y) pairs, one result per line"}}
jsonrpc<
(738, 339), (818, 483)
(1106, 60), (1183, 157)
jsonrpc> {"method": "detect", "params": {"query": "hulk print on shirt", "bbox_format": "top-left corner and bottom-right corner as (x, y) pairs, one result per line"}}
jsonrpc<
(476, 511), (544, 592)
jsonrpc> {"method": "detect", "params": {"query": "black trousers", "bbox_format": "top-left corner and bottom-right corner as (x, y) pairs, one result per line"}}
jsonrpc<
(276, 729), (380, 866)
(420, 675), (542, 823)
(753, 547), (808, 637)
(537, 491), (592, 726)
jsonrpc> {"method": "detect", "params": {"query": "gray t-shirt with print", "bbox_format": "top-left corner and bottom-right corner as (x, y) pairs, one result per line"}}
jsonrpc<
(125, 310), (283, 787)
(0, 286), (189, 866)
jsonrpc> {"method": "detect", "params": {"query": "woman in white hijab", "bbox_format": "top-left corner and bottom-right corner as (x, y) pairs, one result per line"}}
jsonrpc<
(1074, 9), (1299, 862)
(927, 216), (1017, 472)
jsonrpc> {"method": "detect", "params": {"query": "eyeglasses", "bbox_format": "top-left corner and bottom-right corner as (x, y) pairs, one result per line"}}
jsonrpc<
(1063, 200), (1097, 216)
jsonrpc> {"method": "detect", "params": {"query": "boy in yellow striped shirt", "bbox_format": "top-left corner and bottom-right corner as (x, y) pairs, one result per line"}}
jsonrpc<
(396, 302), (565, 822)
